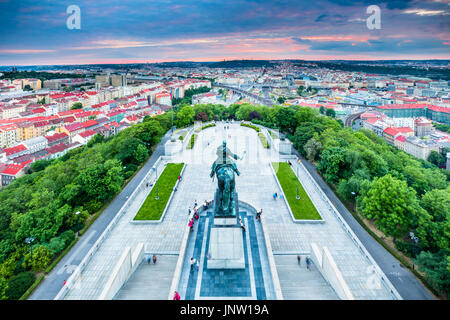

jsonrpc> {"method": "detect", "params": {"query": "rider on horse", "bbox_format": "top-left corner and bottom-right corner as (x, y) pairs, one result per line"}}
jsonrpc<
(210, 140), (241, 178)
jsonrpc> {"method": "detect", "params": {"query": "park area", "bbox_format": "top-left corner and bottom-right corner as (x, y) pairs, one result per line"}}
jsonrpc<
(272, 162), (321, 220)
(134, 163), (184, 220)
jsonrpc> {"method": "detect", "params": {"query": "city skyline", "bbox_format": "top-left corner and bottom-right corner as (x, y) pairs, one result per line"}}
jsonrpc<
(1, 0), (449, 66)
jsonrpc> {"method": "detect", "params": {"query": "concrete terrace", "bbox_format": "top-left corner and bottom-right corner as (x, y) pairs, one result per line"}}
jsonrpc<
(61, 122), (395, 300)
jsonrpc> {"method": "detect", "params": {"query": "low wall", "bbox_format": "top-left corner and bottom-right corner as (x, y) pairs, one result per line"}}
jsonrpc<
(98, 243), (144, 300)
(310, 243), (354, 300)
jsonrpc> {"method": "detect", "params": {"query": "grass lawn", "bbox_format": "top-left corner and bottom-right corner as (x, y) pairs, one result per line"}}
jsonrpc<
(186, 134), (197, 149)
(133, 163), (184, 220)
(258, 132), (270, 148)
(272, 162), (322, 220)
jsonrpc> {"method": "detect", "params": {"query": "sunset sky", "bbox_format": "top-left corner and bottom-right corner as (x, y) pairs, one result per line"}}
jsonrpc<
(0, 0), (449, 65)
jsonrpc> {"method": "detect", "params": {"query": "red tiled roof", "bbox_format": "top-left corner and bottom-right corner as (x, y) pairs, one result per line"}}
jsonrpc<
(1, 163), (25, 176)
(31, 107), (46, 114)
(396, 127), (413, 134)
(383, 127), (399, 136)
(82, 119), (98, 128)
(46, 143), (67, 154)
(44, 132), (68, 143)
(4, 144), (27, 156)
(78, 130), (96, 138)
(64, 122), (83, 132)
(395, 135), (406, 143)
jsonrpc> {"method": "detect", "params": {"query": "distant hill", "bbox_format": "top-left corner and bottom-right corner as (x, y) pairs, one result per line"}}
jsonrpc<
(207, 60), (276, 68)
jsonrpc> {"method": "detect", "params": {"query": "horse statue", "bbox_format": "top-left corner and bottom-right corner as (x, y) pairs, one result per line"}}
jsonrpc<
(210, 141), (245, 217)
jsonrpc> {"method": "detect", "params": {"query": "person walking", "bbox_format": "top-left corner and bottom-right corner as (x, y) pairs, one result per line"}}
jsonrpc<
(190, 257), (196, 271)
(196, 258), (200, 271)
(173, 291), (181, 300)
(188, 208), (191, 216)
(256, 209), (262, 221)
(189, 219), (194, 231)
(297, 255), (301, 265)
(194, 200), (198, 208)
(239, 217), (246, 232)
(152, 254), (157, 264)
(306, 257), (311, 271)
(147, 255), (151, 264)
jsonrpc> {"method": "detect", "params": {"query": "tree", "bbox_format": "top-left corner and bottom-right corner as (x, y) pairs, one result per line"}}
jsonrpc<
(275, 107), (297, 134)
(195, 112), (209, 122)
(317, 147), (348, 184)
(360, 174), (418, 239)
(176, 105), (195, 128)
(70, 102), (83, 110)
(297, 86), (304, 96)
(428, 151), (445, 167)
(414, 250), (450, 296)
(5, 272), (35, 299)
(319, 106), (325, 114)
(23, 245), (53, 272)
(296, 107), (317, 125)
(277, 96), (286, 104)
(303, 137), (322, 162)
(325, 108), (336, 118)
(249, 111), (262, 121)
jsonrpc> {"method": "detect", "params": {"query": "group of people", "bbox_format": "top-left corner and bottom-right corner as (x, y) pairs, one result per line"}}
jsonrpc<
(297, 255), (312, 270)
(190, 257), (200, 271)
(147, 254), (157, 265)
(272, 192), (284, 200)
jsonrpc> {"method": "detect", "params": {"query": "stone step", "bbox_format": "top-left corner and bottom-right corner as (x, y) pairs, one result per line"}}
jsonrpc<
(114, 255), (178, 300)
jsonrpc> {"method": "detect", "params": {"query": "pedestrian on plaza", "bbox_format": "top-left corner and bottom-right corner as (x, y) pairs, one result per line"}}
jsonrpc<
(190, 257), (196, 271)
(194, 200), (198, 208)
(147, 256), (151, 264)
(173, 291), (181, 300)
(63, 280), (66, 286)
(288, 160), (292, 166)
(306, 257), (311, 271)
(194, 212), (199, 220)
(189, 219), (194, 231)
(196, 258), (200, 270)
(239, 217), (246, 232)
(188, 208), (191, 216)
(256, 209), (262, 221)
(279, 194), (284, 200)
(152, 254), (157, 264)
(297, 255), (301, 265)
(146, 183), (149, 188)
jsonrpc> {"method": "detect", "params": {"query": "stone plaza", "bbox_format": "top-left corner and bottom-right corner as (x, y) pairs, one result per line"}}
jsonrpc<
(55, 121), (400, 300)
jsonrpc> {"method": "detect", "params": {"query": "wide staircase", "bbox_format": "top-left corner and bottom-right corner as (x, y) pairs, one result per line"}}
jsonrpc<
(114, 255), (178, 300)
(274, 255), (338, 300)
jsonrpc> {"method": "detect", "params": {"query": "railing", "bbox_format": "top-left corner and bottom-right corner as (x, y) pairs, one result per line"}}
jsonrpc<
(54, 156), (167, 300)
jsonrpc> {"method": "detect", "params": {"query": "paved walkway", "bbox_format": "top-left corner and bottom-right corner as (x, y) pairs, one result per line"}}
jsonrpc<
(274, 255), (338, 300)
(51, 122), (410, 300)
(114, 255), (179, 300)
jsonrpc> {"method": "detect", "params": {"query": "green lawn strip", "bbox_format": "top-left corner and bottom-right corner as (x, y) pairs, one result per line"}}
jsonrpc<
(133, 163), (184, 220)
(186, 134), (197, 149)
(195, 123), (216, 133)
(258, 132), (270, 148)
(272, 162), (321, 220)
(240, 122), (260, 132)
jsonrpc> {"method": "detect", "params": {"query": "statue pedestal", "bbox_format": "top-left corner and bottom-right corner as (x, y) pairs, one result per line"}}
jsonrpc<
(207, 227), (245, 269)
(214, 218), (237, 226)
